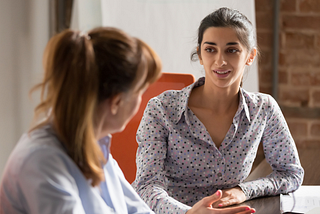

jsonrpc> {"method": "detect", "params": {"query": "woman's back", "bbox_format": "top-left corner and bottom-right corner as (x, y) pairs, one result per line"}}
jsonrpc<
(0, 125), (112, 214)
(0, 124), (154, 214)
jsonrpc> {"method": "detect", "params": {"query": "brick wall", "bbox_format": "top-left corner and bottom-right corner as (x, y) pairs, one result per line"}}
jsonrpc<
(255, 0), (320, 151)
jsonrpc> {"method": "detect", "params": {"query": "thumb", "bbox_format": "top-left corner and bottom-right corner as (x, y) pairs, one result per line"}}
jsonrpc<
(202, 190), (222, 207)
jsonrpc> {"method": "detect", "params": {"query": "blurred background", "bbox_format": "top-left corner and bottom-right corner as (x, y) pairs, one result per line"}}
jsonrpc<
(0, 0), (319, 178)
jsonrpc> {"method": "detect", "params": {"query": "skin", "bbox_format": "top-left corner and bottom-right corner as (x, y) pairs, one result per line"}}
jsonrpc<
(186, 190), (255, 214)
(188, 27), (257, 209)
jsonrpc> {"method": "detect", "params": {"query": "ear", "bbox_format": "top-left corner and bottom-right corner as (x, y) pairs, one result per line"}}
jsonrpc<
(197, 46), (203, 65)
(110, 93), (123, 115)
(246, 48), (257, 66)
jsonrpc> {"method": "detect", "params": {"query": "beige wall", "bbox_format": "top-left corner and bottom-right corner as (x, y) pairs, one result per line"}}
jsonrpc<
(0, 0), (49, 178)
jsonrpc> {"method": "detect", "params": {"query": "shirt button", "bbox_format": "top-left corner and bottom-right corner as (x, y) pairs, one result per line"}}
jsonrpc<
(217, 172), (222, 177)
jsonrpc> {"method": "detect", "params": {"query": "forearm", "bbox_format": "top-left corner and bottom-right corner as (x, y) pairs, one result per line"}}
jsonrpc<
(133, 181), (191, 214)
(239, 169), (303, 200)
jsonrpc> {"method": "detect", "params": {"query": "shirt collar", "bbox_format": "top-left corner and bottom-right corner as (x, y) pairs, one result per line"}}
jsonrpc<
(171, 77), (251, 124)
(238, 88), (251, 122)
(98, 134), (112, 161)
(172, 77), (205, 124)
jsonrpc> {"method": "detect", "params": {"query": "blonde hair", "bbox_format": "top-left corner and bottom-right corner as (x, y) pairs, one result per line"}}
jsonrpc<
(30, 27), (162, 186)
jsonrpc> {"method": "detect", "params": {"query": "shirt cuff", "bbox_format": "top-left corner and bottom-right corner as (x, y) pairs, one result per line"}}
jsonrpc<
(237, 184), (251, 201)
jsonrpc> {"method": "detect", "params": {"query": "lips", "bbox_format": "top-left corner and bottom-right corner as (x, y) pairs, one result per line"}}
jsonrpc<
(214, 70), (230, 74)
(212, 69), (231, 78)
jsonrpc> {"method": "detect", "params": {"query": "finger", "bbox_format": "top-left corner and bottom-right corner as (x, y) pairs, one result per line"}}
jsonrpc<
(212, 196), (234, 208)
(235, 208), (256, 214)
(202, 190), (222, 207)
(217, 198), (238, 208)
(215, 206), (255, 214)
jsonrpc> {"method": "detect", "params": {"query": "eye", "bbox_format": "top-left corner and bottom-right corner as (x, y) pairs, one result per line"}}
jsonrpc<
(227, 48), (239, 54)
(204, 47), (215, 53)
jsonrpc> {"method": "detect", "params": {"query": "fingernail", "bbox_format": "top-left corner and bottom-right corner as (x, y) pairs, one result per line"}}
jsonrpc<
(251, 208), (256, 213)
(218, 204), (223, 207)
(245, 207), (250, 211)
(216, 190), (221, 196)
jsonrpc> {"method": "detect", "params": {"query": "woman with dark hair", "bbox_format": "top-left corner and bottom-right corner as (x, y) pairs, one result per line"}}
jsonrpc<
(0, 27), (255, 214)
(132, 7), (304, 214)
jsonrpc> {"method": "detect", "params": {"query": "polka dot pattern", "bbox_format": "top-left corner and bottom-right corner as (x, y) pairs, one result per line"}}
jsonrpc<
(131, 77), (304, 213)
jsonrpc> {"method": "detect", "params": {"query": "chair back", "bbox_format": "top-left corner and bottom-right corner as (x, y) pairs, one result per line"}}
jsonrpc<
(111, 73), (195, 183)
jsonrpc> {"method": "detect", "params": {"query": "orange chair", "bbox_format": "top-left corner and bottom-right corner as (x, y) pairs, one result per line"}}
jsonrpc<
(111, 73), (195, 183)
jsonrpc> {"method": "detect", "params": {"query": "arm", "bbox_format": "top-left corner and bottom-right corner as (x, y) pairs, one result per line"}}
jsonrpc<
(102, 153), (156, 214)
(132, 97), (192, 214)
(238, 95), (304, 200)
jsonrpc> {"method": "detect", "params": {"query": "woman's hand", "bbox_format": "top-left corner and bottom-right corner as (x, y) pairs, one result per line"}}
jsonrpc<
(211, 187), (247, 208)
(186, 190), (255, 214)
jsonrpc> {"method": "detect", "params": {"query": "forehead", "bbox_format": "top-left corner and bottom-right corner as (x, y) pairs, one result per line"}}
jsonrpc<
(202, 27), (240, 45)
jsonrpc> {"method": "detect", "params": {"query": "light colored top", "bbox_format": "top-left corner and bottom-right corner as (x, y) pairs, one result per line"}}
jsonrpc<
(0, 125), (154, 214)
(132, 77), (304, 214)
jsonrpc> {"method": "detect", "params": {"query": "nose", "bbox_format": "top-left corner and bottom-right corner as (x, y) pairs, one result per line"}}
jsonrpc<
(215, 53), (227, 67)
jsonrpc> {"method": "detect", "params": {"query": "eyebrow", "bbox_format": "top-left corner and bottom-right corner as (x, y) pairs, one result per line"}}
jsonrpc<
(203, 42), (239, 46)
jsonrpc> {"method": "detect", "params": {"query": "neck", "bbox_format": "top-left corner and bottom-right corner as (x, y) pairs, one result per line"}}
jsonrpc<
(191, 82), (240, 114)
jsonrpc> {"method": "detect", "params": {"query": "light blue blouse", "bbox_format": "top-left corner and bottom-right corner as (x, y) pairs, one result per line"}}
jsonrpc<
(0, 125), (153, 214)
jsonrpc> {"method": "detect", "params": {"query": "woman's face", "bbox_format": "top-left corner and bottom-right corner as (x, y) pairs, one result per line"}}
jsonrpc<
(198, 27), (255, 90)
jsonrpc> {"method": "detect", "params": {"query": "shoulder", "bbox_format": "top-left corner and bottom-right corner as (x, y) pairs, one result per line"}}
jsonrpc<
(0, 126), (81, 212)
(242, 89), (278, 109)
(148, 84), (192, 108)
(3, 126), (76, 182)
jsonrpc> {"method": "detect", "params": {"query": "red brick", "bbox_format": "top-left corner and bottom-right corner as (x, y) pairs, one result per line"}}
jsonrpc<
(281, 0), (297, 12)
(317, 35), (320, 49)
(311, 123), (320, 137)
(282, 15), (320, 30)
(291, 72), (320, 86)
(259, 84), (272, 95)
(295, 139), (320, 149)
(313, 90), (320, 105)
(257, 31), (274, 49)
(279, 52), (286, 66)
(299, 0), (320, 12)
(256, 12), (274, 30)
(278, 70), (288, 84)
(259, 68), (272, 83)
(286, 120), (308, 138)
(258, 69), (288, 85)
(279, 49), (320, 67)
(259, 49), (273, 67)
(279, 88), (309, 106)
(255, 0), (273, 12)
(258, 66), (272, 87)
(284, 32), (315, 49)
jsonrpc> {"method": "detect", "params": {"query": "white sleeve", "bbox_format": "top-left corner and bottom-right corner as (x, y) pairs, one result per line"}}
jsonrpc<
(101, 154), (155, 214)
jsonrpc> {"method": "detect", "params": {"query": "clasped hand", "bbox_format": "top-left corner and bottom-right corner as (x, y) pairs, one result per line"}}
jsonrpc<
(186, 188), (254, 214)
(211, 187), (247, 208)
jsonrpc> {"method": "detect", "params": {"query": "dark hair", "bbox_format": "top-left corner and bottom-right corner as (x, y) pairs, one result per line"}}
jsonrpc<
(30, 27), (162, 186)
(191, 7), (257, 60)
